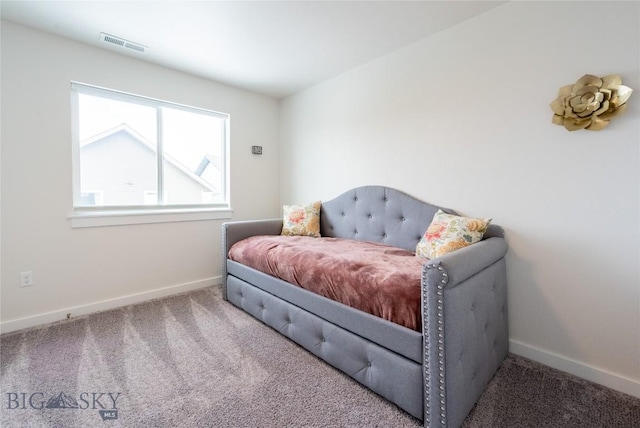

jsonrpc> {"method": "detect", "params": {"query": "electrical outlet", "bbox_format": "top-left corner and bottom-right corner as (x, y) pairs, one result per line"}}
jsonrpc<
(20, 271), (34, 287)
(251, 145), (263, 155)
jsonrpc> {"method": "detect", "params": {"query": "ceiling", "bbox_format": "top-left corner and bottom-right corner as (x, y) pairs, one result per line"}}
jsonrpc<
(1, 1), (506, 99)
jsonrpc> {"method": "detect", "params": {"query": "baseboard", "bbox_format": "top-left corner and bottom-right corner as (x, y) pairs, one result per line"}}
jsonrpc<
(0, 277), (221, 334)
(510, 339), (640, 399)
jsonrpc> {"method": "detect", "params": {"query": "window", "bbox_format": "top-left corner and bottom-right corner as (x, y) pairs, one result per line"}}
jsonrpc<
(70, 82), (231, 227)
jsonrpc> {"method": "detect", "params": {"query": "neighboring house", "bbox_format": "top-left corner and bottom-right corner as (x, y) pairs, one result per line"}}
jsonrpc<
(79, 124), (219, 206)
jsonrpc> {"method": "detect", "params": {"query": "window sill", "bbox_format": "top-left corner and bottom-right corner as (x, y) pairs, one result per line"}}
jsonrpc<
(69, 207), (233, 228)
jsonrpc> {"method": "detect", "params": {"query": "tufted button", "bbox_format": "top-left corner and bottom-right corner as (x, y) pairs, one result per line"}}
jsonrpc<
(341, 212), (345, 217)
(401, 216), (406, 221)
(384, 197), (388, 202)
(382, 233), (387, 238)
(367, 214), (372, 219)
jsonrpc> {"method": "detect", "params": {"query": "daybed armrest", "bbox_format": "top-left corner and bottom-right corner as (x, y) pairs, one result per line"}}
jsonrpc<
(222, 218), (283, 255)
(430, 237), (507, 287)
(421, 236), (508, 428)
(221, 219), (282, 300)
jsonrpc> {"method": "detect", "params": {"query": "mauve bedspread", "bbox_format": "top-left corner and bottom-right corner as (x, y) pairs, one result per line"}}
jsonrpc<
(228, 235), (424, 331)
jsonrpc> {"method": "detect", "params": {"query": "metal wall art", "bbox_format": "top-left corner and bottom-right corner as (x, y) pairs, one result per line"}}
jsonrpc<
(550, 74), (633, 131)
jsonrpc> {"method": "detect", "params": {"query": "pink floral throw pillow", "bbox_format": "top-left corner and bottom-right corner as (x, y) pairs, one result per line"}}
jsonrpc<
(281, 201), (322, 237)
(416, 209), (491, 259)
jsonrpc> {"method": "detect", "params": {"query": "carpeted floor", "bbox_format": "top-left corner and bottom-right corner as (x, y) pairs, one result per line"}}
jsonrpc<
(1, 285), (638, 427)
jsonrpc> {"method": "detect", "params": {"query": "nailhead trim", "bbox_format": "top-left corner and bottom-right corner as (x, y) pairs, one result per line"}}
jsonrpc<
(422, 279), (431, 424)
(423, 263), (448, 427)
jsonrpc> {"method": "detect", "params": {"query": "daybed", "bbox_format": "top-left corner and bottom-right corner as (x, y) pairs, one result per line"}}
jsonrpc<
(222, 186), (508, 427)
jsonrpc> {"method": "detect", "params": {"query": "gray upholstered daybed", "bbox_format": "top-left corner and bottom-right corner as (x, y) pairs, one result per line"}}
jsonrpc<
(222, 186), (508, 427)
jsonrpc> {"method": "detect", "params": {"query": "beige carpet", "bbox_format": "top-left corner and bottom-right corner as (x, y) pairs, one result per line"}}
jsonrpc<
(1, 285), (638, 427)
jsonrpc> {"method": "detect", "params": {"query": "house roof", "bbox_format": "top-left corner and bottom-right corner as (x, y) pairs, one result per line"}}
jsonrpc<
(81, 123), (217, 192)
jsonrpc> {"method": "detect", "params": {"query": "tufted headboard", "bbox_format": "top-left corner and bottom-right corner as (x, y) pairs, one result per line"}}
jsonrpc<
(320, 186), (455, 252)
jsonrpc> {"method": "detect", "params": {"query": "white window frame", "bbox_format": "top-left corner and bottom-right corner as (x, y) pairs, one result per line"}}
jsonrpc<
(69, 82), (232, 228)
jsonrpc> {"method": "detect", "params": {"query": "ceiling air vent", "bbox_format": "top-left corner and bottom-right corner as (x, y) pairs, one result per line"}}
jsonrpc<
(99, 33), (146, 53)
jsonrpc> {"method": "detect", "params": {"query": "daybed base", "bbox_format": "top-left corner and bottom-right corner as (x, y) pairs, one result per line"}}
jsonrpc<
(227, 274), (423, 418)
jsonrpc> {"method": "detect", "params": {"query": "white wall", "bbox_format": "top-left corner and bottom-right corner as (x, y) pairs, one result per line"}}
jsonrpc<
(0, 21), (280, 330)
(280, 1), (639, 396)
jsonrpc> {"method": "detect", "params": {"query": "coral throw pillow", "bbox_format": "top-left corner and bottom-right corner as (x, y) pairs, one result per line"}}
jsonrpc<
(281, 201), (322, 237)
(416, 209), (491, 259)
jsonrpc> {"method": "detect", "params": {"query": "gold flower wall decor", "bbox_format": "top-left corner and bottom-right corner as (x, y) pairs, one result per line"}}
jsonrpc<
(550, 74), (633, 131)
